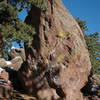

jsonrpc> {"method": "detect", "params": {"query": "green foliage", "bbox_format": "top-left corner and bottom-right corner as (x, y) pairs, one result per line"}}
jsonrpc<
(0, 0), (35, 44)
(0, 1), (17, 24)
(29, 0), (48, 11)
(75, 17), (88, 32)
(84, 33), (100, 74)
(0, 21), (35, 44)
(2, 48), (9, 60)
(8, 0), (48, 12)
(76, 17), (100, 74)
(0, 0), (36, 58)
(0, 0), (48, 59)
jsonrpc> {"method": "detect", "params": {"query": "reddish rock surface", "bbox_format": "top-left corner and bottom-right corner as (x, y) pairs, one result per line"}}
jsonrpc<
(8, 47), (26, 61)
(0, 68), (13, 99)
(87, 96), (100, 100)
(18, 0), (91, 100)
(0, 47), (25, 71)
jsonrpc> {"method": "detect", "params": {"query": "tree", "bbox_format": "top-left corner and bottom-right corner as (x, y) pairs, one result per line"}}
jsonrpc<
(75, 18), (100, 74)
(0, 0), (49, 94)
(75, 17), (88, 33)
(85, 32), (100, 73)
(0, 0), (35, 58)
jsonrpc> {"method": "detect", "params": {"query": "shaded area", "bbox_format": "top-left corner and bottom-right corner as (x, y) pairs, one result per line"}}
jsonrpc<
(81, 71), (100, 99)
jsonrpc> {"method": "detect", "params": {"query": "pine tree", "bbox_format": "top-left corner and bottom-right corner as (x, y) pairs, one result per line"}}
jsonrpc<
(75, 17), (88, 33)
(0, 0), (53, 94)
(0, 0), (38, 58)
(75, 18), (100, 74)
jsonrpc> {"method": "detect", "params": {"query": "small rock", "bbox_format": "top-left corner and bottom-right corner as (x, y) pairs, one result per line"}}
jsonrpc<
(0, 69), (13, 99)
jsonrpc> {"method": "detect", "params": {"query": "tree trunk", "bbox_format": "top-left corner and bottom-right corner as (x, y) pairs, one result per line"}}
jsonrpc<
(18, 0), (91, 100)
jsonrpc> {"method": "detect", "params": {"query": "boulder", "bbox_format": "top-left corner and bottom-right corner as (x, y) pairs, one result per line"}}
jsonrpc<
(0, 57), (23, 71)
(8, 47), (26, 61)
(0, 68), (13, 99)
(0, 49), (24, 71)
(37, 88), (59, 100)
(88, 96), (100, 100)
(8, 56), (23, 71)
(0, 68), (9, 81)
(18, 0), (91, 100)
(92, 74), (100, 85)
(6, 47), (25, 71)
(0, 58), (7, 67)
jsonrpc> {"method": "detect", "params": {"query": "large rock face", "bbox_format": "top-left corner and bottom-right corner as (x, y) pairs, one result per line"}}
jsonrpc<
(18, 0), (91, 100)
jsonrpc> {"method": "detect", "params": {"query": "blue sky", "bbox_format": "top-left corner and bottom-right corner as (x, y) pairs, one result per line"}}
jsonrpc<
(62, 0), (100, 33)
(19, 9), (27, 21)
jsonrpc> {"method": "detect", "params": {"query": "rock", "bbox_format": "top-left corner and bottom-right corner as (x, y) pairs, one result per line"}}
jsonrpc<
(5, 61), (12, 65)
(0, 80), (13, 99)
(0, 58), (13, 68)
(37, 88), (59, 100)
(0, 67), (4, 75)
(18, 0), (91, 100)
(88, 96), (100, 100)
(81, 73), (100, 100)
(0, 68), (13, 99)
(0, 58), (7, 67)
(92, 74), (100, 85)
(0, 57), (23, 71)
(0, 68), (9, 81)
(12, 90), (36, 100)
(7, 47), (25, 71)
(8, 47), (26, 61)
(0, 48), (24, 71)
(8, 56), (23, 71)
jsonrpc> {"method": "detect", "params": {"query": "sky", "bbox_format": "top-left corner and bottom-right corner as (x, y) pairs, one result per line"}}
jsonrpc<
(62, 0), (100, 34)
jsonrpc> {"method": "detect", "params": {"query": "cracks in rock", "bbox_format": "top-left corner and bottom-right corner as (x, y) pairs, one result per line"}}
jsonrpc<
(66, 45), (72, 55)
(45, 17), (52, 28)
(45, 66), (66, 99)
(49, 0), (54, 14)
(56, 88), (66, 99)
(43, 25), (49, 45)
